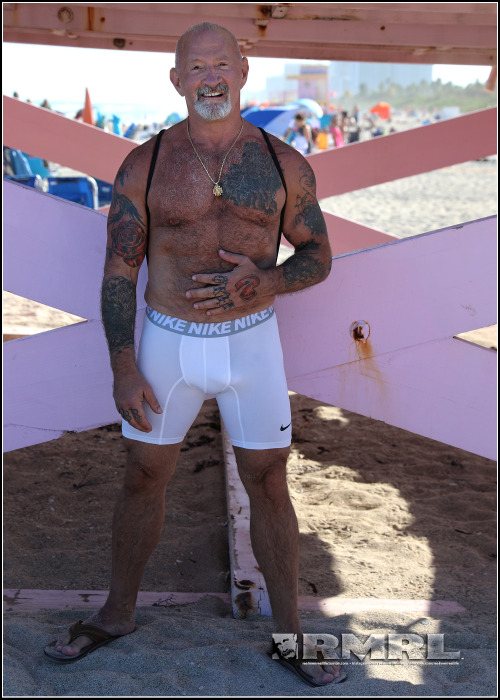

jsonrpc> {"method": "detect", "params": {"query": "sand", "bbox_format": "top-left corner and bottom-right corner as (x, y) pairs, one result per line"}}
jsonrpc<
(3, 156), (497, 697)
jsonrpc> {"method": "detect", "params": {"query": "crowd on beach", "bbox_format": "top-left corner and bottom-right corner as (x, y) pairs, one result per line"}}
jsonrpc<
(282, 105), (401, 156)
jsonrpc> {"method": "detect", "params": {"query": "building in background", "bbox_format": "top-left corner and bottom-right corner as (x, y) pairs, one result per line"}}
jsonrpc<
(250, 61), (433, 107)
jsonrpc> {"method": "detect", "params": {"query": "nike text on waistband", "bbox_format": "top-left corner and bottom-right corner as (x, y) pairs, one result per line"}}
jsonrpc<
(145, 306), (275, 336)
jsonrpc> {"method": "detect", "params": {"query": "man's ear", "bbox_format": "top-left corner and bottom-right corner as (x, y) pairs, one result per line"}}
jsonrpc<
(240, 56), (249, 90)
(170, 67), (185, 96)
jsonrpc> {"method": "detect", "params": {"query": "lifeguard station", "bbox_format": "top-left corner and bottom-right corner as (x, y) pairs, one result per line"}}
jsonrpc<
(3, 3), (497, 618)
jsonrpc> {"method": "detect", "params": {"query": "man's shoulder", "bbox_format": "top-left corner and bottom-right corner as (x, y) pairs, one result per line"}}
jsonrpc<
(260, 130), (311, 175)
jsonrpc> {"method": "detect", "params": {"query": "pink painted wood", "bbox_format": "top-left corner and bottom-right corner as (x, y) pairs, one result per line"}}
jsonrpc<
(274, 217), (497, 460)
(3, 181), (148, 452)
(3, 589), (465, 615)
(322, 212), (396, 256)
(222, 426), (272, 618)
(3, 3), (496, 64)
(3, 96), (133, 184)
(4, 98), (496, 206)
(3, 180), (148, 319)
(309, 107), (498, 199)
(280, 212), (397, 254)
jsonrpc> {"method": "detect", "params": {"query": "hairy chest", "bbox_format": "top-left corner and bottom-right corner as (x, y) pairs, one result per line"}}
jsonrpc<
(148, 140), (286, 240)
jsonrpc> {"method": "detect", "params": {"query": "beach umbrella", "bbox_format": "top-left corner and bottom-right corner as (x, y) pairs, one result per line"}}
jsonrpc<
(294, 98), (324, 118)
(82, 88), (94, 125)
(370, 101), (391, 120)
(244, 106), (299, 138)
(165, 112), (182, 126)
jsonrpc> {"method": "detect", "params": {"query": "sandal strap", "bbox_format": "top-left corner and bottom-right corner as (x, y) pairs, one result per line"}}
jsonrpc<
(68, 621), (114, 644)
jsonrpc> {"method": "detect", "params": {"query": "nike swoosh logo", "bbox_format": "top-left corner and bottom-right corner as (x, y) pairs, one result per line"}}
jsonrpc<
(280, 422), (291, 431)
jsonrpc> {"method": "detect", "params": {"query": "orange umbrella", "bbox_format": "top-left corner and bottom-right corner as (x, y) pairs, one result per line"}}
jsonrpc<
(82, 88), (94, 125)
(370, 101), (391, 120)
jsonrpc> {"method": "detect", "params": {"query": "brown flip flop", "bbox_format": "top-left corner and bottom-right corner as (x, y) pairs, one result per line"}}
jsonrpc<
(268, 639), (347, 687)
(44, 620), (131, 664)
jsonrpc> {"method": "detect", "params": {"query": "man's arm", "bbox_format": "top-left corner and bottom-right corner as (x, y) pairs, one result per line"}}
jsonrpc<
(276, 154), (332, 293)
(101, 151), (162, 431)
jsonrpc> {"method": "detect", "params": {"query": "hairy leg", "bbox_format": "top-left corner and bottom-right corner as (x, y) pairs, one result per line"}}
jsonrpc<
(54, 439), (181, 656)
(234, 445), (341, 684)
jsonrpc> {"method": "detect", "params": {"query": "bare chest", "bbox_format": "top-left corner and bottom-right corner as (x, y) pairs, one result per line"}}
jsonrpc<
(147, 139), (285, 255)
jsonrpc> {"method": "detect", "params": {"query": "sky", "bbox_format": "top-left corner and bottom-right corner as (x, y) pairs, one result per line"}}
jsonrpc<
(3, 42), (494, 121)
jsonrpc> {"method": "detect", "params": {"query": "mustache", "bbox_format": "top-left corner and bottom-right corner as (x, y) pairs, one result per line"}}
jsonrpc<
(196, 83), (229, 99)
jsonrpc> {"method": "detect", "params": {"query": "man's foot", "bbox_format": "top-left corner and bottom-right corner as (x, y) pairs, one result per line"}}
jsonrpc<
(270, 637), (347, 687)
(44, 613), (135, 663)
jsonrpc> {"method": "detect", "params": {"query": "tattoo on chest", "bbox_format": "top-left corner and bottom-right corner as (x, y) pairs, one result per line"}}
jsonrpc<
(222, 142), (282, 215)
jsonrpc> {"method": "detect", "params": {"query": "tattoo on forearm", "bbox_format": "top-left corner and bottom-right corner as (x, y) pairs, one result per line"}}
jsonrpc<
(283, 240), (327, 289)
(101, 276), (137, 355)
(235, 274), (260, 301)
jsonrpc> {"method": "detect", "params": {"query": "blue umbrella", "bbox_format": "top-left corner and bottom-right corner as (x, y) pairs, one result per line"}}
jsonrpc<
(243, 106), (299, 138)
(294, 98), (324, 118)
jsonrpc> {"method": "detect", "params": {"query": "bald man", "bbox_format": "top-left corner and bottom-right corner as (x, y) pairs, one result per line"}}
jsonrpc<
(45, 22), (343, 688)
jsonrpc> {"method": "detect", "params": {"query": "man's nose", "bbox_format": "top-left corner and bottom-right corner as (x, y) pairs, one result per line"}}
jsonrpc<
(203, 66), (222, 84)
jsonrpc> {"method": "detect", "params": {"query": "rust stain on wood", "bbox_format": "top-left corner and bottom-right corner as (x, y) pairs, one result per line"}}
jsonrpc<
(234, 591), (258, 618)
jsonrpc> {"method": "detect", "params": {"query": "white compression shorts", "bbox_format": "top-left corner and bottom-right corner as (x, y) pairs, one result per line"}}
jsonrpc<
(122, 305), (292, 450)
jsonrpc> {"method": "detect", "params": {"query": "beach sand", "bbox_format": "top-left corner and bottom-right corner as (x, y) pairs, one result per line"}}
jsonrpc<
(3, 158), (497, 696)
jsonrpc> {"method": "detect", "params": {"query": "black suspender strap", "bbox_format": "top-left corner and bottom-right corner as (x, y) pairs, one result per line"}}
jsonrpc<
(258, 127), (288, 261)
(145, 129), (165, 241)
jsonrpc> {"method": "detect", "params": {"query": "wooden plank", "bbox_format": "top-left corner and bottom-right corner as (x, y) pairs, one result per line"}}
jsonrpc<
(3, 180), (148, 320)
(3, 312), (145, 453)
(3, 97), (133, 184)
(276, 217), (496, 378)
(274, 218), (497, 460)
(280, 211), (396, 254)
(289, 337), (496, 460)
(322, 211), (397, 256)
(222, 426), (272, 618)
(4, 3), (496, 65)
(309, 108), (498, 199)
(3, 588), (465, 615)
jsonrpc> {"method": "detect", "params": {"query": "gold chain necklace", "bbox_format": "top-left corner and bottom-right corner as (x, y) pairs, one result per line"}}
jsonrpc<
(186, 119), (244, 197)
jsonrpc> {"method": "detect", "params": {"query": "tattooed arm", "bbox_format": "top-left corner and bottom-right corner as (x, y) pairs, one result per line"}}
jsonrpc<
(276, 155), (332, 293)
(101, 149), (162, 432)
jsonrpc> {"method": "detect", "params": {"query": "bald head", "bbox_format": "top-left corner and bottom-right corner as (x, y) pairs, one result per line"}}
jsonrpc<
(175, 23), (242, 70)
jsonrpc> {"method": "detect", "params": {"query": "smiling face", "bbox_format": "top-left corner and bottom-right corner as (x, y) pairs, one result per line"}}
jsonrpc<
(170, 28), (248, 121)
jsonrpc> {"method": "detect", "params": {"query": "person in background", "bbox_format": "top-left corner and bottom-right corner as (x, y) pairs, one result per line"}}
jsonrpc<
(329, 113), (344, 148)
(284, 113), (314, 155)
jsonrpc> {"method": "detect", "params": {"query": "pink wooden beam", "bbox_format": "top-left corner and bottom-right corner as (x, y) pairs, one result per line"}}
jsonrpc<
(3, 96), (133, 184)
(275, 217), (497, 460)
(3, 589), (465, 615)
(222, 426), (272, 618)
(322, 212), (397, 256)
(3, 180), (148, 319)
(309, 108), (497, 200)
(281, 212), (396, 254)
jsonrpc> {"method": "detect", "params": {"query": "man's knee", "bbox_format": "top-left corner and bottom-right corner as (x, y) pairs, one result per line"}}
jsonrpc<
(123, 438), (180, 491)
(234, 446), (291, 505)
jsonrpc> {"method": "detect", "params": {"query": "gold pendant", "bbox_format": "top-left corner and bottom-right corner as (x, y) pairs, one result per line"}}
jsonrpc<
(213, 184), (223, 197)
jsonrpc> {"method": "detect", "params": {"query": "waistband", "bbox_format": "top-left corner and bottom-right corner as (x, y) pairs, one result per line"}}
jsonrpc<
(145, 305), (275, 337)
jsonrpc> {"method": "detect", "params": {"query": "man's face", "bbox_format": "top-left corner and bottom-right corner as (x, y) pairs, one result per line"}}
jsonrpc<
(170, 30), (248, 121)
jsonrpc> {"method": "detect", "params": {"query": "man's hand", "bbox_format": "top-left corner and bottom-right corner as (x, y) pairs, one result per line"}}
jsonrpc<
(113, 369), (162, 433)
(186, 249), (274, 316)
